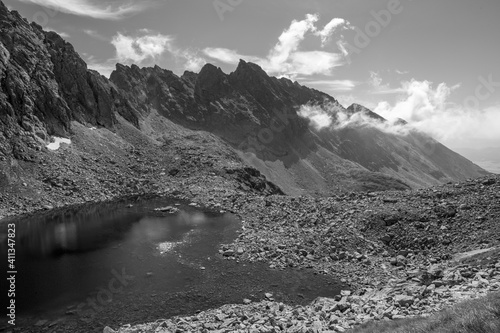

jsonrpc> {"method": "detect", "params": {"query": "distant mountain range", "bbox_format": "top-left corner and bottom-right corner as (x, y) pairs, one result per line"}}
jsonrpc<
(0, 1), (489, 195)
(454, 147), (500, 174)
(455, 147), (500, 163)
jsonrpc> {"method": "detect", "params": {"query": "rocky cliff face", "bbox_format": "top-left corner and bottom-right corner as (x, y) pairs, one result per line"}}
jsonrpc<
(0, 1), (488, 194)
(1, 3), (67, 159)
(0, 1), (138, 161)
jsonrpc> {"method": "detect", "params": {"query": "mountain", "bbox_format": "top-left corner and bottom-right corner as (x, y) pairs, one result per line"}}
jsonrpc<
(0, 1), (488, 198)
(0, 3), (139, 161)
(108, 61), (487, 193)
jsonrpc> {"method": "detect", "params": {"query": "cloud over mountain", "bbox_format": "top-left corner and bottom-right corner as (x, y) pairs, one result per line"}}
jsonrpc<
(204, 14), (351, 78)
(375, 80), (500, 148)
(298, 102), (409, 136)
(87, 30), (206, 77)
(112, 32), (173, 63)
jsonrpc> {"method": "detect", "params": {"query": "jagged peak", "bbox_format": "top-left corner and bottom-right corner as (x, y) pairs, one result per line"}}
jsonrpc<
(181, 70), (198, 88)
(233, 59), (267, 77)
(153, 64), (175, 74)
(1, 2), (29, 27)
(113, 63), (131, 74)
(347, 103), (368, 112)
(112, 63), (143, 76)
(42, 30), (76, 52)
(114, 63), (159, 72)
(395, 118), (408, 126)
(197, 63), (229, 87)
(347, 103), (387, 122)
(235, 59), (249, 71)
(199, 62), (226, 75)
(182, 70), (198, 81)
(182, 70), (197, 77)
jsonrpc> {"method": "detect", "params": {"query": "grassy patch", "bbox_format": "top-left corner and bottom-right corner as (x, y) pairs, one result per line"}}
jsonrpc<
(349, 292), (500, 333)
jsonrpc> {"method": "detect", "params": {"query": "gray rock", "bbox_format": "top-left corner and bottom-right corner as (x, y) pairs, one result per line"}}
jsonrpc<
(396, 255), (407, 266)
(394, 295), (414, 307)
(103, 327), (117, 333)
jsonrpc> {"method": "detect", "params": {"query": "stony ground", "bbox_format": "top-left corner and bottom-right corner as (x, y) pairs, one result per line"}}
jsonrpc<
(1, 121), (499, 332)
(101, 176), (500, 333)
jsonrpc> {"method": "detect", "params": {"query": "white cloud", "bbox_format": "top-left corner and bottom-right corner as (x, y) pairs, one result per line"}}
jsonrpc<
(110, 31), (206, 72)
(375, 80), (455, 123)
(370, 71), (383, 88)
(263, 13), (319, 73)
(314, 18), (351, 47)
(202, 48), (266, 67)
(298, 104), (336, 130)
(202, 48), (241, 64)
(83, 30), (207, 77)
(374, 80), (500, 148)
(298, 102), (410, 135)
(17, 0), (151, 20)
(179, 50), (206, 72)
(303, 79), (357, 91)
(46, 27), (70, 38)
(112, 33), (172, 63)
(83, 29), (108, 41)
(204, 13), (351, 78)
(287, 51), (343, 76)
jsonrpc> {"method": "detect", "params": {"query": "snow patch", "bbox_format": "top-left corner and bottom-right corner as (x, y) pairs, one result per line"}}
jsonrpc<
(47, 137), (71, 151)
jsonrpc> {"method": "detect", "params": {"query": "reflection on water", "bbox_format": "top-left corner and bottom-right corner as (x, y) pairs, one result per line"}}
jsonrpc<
(9, 204), (141, 258)
(1, 203), (221, 259)
(0, 199), (237, 316)
(0, 199), (343, 331)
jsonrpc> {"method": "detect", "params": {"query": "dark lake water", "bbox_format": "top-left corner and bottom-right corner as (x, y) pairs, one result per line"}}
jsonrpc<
(0, 197), (342, 332)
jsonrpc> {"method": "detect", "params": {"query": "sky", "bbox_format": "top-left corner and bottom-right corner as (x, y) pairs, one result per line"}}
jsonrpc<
(4, 0), (500, 152)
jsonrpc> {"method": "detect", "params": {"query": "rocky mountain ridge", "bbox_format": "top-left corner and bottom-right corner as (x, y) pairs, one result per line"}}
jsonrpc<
(109, 61), (488, 193)
(0, 0), (488, 197)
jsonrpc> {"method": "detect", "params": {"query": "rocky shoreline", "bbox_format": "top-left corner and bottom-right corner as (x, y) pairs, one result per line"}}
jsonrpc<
(2, 135), (499, 332)
(104, 258), (500, 332)
(102, 176), (500, 332)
